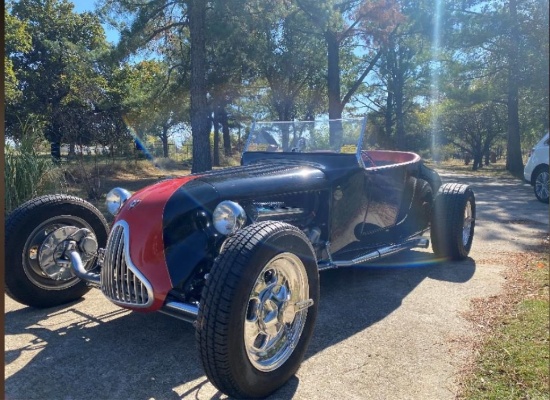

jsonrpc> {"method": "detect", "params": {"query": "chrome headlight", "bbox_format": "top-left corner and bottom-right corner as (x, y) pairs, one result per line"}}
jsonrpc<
(105, 187), (132, 216)
(212, 201), (246, 235)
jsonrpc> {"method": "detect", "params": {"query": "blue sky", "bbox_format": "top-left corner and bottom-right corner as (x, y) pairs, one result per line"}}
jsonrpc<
(71, 0), (120, 44)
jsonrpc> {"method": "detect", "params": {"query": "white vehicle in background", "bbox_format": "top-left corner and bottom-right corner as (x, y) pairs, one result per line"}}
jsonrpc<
(524, 133), (549, 203)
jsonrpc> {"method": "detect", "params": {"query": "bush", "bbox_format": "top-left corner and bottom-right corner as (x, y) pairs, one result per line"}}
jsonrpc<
(5, 147), (66, 213)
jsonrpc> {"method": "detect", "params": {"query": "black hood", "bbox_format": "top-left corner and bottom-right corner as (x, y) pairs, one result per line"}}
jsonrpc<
(195, 161), (328, 200)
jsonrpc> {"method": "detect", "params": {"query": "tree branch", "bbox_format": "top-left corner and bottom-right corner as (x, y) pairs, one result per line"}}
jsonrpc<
(341, 48), (383, 107)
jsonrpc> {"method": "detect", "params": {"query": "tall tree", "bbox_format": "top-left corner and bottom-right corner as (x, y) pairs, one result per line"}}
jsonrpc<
(100, 0), (212, 172)
(6, 0), (125, 156)
(188, 0), (211, 172)
(447, 0), (549, 176)
(376, 0), (434, 149)
(296, 0), (403, 120)
(123, 61), (189, 157)
(244, 2), (326, 122)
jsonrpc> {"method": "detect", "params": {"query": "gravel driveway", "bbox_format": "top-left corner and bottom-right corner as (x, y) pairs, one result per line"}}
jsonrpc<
(5, 171), (548, 400)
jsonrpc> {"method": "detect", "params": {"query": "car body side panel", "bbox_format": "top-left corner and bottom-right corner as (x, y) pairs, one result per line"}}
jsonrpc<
(163, 180), (220, 287)
(330, 159), (423, 260)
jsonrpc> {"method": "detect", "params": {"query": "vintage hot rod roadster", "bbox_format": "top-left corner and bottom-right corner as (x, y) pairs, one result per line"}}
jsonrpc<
(5, 118), (475, 398)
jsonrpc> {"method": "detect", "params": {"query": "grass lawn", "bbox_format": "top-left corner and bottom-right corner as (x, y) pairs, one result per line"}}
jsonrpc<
(459, 250), (550, 399)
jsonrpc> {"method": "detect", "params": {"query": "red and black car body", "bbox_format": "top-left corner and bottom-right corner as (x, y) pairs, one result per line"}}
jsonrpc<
(5, 118), (475, 399)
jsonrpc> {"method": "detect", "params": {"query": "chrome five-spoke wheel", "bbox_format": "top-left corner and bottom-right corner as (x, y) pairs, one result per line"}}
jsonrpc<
(197, 221), (319, 399)
(244, 252), (312, 372)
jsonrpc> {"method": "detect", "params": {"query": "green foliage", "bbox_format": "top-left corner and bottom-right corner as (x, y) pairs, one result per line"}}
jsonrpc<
(443, 0), (549, 172)
(6, 0), (127, 150)
(7, 0), (547, 176)
(5, 129), (66, 213)
(437, 97), (506, 169)
(4, 11), (32, 104)
(121, 60), (189, 158)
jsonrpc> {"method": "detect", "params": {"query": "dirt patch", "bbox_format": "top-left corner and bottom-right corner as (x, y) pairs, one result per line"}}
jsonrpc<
(59, 159), (191, 218)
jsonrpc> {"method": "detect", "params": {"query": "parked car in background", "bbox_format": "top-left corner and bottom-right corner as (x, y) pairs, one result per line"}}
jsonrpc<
(524, 133), (549, 203)
(5, 118), (476, 399)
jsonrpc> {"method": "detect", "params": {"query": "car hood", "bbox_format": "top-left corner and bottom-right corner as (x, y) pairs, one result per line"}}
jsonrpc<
(194, 161), (328, 198)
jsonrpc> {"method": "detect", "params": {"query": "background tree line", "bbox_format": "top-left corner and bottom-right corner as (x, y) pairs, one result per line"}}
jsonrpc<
(5, 0), (548, 175)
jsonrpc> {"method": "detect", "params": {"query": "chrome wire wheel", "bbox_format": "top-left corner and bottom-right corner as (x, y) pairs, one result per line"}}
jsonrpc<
(535, 170), (549, 202)
(22, 215), (94, 290)
(462, 200), (474, 247)
(244, 252), (311, 372)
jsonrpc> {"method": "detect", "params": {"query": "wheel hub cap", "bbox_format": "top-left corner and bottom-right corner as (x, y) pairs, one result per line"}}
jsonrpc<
(22, 216), (96, 290)
(462, 200), (474, 246)
(244, 253), (312, 372)
(535, 171), (549, 200)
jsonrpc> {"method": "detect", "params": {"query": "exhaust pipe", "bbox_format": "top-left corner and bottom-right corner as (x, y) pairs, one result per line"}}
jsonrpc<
(160, 301), (199, 323)
(68, 249), (101, 286)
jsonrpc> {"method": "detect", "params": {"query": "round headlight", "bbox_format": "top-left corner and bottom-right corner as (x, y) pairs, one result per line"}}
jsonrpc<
(212, 201), (246, 235)
(105, 187), (132, 216)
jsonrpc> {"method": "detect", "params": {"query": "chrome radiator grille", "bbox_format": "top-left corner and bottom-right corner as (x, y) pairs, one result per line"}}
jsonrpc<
(101, 221), (153, 307)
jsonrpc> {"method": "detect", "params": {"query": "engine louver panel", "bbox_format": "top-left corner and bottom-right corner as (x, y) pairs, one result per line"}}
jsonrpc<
(101, 221), (153, 308)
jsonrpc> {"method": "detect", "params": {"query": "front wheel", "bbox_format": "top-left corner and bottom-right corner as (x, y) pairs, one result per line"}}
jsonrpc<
(196, 221), (319, 399)
(5, 195), (109, 308)
(431, 183), (476, 260)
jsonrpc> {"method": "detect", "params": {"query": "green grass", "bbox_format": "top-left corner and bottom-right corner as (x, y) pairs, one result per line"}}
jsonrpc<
(4, 149), (66, 213)
(461, 257), (550, 399)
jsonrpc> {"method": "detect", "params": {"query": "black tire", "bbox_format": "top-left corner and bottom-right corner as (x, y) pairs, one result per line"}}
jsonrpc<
(430, 183), (476, 260)
(196, 221), (319, 399)
(533, 165), (549, 203)
(5, 195), (109, 308)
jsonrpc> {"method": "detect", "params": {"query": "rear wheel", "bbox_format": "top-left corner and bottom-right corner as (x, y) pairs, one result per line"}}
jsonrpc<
(5, 195), (109, 308)
(533, 166), (549, 203)
(196, 221), (319, 399)
(431, 183), (476, 260)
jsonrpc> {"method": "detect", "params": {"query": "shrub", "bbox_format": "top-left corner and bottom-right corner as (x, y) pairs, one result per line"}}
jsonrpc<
(5, 147), (66, 213)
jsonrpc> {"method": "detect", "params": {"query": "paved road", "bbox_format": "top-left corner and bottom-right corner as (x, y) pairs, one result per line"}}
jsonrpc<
(5, 172), (548, 400)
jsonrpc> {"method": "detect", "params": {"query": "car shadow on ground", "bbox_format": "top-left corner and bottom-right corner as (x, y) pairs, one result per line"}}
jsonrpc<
(5, 251), (474, 400)
(306, 250), (475, 357)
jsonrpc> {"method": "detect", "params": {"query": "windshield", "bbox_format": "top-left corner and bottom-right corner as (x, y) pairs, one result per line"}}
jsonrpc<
(245, 118), (367, 155)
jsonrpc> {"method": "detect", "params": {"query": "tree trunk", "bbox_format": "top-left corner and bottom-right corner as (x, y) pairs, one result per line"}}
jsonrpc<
(326, 30), (342, 120)
(394, 74), (405, 150)
(189, 0), (212, 173)
(162, 126), (169, 158)
(213, 112), (220, 167)
(385, 82), (394, 140)
(505, 0), (524, 176)
(220, 107), (232, 157)
(51, 142), (61, 163)
(384, 40), (395, 144)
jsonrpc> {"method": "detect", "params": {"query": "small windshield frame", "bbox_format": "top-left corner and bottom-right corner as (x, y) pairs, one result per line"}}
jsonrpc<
(244, 118), (367, 164)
